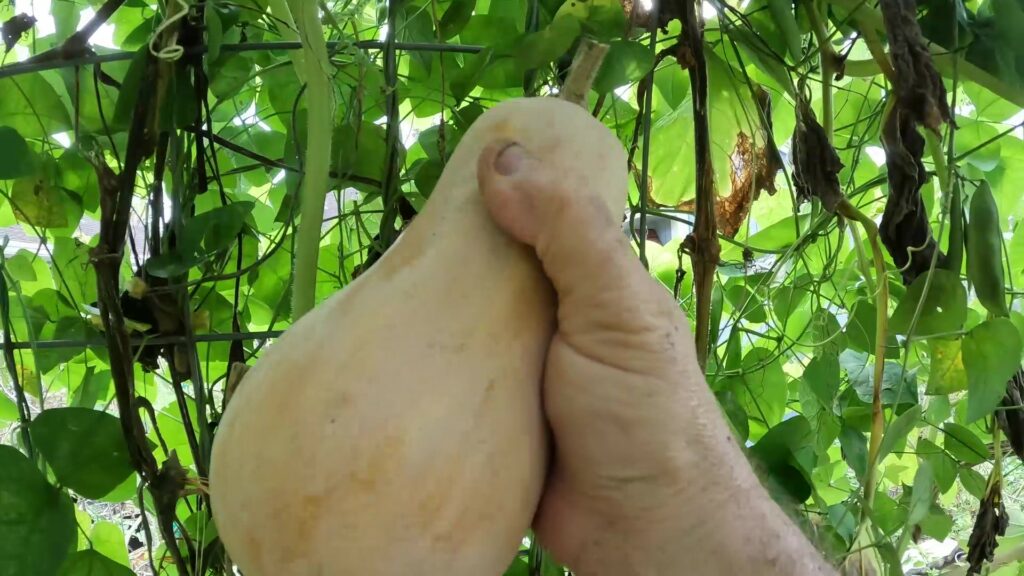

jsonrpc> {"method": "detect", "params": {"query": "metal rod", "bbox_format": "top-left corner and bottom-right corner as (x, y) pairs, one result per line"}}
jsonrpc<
(0, 40), (484, 80)
(0, 330), (285, 351)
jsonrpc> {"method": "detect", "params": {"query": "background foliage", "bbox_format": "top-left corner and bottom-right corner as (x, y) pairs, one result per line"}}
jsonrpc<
(1, 0), (1023, 574)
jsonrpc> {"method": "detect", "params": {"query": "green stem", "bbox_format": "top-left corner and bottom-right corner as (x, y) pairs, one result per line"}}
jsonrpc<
(837, 199), (888, 509)
(806, 1), (834, 141)
(286, 0), (335, 319)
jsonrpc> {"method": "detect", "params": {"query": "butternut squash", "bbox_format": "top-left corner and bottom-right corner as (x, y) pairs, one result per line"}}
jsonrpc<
(209, 96), (627, 575)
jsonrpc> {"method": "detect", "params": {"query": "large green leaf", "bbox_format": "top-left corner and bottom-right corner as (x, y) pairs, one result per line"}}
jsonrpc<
(888, 270), (967, 336)
(29, 408), (134, 499)
(593, 40), (654, 94)
(943, 422), (989, 466)
(0, 445), (76, 576)
(840, 350), (919, 407)
(0, 73), (71, 136)
(962, 317), (1022, 422)
(515, 15), (580, 69)
(731, 347), (788, 429)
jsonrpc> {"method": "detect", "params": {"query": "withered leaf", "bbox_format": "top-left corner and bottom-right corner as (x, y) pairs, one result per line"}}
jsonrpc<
(2, 13), (36, 53)
(880, 0), (952, 133)
(792, 98), (844, 213)
(966, 480), (1009, 574)
(880, 106), (943, 284)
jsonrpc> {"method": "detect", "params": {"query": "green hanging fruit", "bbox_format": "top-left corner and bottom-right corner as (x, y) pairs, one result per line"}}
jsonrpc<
(966, 180), (1009, 318)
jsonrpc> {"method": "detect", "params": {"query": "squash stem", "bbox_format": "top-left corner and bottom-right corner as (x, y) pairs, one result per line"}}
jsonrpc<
(559, 39), (609, 107)
(287, 0), (335, 319)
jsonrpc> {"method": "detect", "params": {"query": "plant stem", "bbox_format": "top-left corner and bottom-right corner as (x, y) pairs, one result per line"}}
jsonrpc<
(679, 0), (720, 373)
(806, 0), (834, 139)
(287, 0), (335, 319)
(837, 199), (889, 508)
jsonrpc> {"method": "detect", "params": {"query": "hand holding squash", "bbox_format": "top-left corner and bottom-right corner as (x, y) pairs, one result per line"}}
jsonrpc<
(478, 142), (837, 576)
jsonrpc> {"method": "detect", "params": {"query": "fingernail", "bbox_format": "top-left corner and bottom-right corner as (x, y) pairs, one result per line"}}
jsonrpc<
(495, 144), (527, 176)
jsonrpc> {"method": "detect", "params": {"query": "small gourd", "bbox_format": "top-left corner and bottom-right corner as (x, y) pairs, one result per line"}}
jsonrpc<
(209, 96), (627, 575)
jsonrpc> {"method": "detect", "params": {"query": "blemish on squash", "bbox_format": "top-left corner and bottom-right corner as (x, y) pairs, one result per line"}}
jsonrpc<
(273, 490), (326, 563)
(348, 434), (405, 491)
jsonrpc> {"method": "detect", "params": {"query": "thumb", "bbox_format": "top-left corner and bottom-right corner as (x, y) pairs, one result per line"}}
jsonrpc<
(478, 141), (684, 370)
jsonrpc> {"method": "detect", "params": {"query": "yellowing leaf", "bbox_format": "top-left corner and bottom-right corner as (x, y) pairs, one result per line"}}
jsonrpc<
(927, 337), (968, 394)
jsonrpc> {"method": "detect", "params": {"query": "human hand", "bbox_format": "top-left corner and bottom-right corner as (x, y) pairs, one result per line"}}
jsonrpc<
(477, 141), (835, 576)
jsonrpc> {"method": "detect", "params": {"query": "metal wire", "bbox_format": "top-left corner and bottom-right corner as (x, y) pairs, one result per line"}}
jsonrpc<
(0, 330), (284, 351)
(0, 40), (484, 80)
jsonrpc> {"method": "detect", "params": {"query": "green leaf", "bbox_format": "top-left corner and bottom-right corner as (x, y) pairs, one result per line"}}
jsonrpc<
(766, 0), (803, 61)
(943, 422), (989, 466)
(927, 337), (968, 394)
(963, 317), (1022, 422)
(439, 0), (476, 40)
(732, 347), (788, 428)
(907, 461), (935, 527)
(58, 550), (134, 576)
(0, 392), (18, 423)
(209, 54), (255, 100)
(29, 408), (135, 499)
(88, 522), (129, 568)
(839, 424), (867, 480)
(889, 269), (967, 336)
(959, 466), (987, 499)
(205, 2), (223, 62)
(0, 73), (72, 135)
(725, 282), (767, 323)
(917, 438), (957, 493)
(515, 15), (581, 69)
(0, 126), (34, 179)
(803, 353), (840, 407)
(112, 48), (149, 132)
(593, 40), (654, 94)
(750, 415), (814, 503)
(877, 405), (922, 464)
(11, 171), (79, 229)
(0, 445), (76, 576)
(840, 350), (919, 407)
(70, 368), (112, 410)
(51, 237), (97, 307)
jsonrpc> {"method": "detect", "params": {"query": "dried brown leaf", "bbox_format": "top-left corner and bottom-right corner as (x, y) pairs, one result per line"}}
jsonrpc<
(880, 107), (942, 284)
(880, 0), (952, 133)
(792, 98), (844, 213)
(966, 481), (1009, 574)
(2, 13), (36, 53)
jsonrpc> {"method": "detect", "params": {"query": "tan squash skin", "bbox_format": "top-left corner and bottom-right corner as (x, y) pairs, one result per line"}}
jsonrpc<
(209, 97), (627, 575)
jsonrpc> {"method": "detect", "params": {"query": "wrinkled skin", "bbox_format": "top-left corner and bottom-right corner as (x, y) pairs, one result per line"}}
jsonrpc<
(478, 142), (837, 576)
